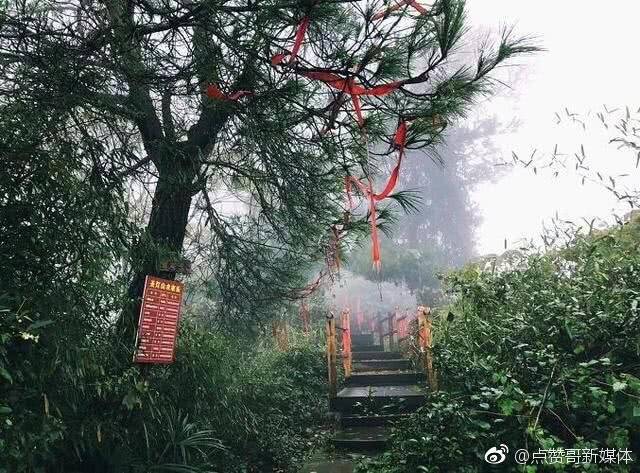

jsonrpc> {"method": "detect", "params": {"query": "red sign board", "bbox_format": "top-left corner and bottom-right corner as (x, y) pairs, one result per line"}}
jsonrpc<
(134, 276), (184, 364)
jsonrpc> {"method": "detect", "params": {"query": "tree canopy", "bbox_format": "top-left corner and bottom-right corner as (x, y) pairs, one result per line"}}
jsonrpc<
(1, 0), (536, 337)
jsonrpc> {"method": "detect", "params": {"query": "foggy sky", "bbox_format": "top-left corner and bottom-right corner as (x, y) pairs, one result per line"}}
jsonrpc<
(464, 0), (640, 254)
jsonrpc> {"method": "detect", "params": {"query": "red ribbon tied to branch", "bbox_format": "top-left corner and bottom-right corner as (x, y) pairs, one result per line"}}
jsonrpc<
(272, 16), (311, 66)
(372, 0), (428, 21)
(346, 121), (408, 270)
(206, 84), (253, 101)
(301, 71), (403, 126)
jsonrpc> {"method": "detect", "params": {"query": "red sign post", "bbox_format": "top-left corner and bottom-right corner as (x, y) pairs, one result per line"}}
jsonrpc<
(134, 276), (184, 364)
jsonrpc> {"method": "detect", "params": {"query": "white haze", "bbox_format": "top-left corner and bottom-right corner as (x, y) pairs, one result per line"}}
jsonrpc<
(465, 0), (640, 255)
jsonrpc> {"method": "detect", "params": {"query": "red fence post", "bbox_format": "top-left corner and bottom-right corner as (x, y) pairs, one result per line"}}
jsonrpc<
(341, 308), (352, 378)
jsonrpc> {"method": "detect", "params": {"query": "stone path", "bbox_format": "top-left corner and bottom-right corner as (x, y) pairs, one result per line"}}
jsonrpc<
(301, 332), (426, 472)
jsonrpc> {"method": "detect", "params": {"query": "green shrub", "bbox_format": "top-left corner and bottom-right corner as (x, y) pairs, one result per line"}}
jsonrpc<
(1, 309), (327, 472)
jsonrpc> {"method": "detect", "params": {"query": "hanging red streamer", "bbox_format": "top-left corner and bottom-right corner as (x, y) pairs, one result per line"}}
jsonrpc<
(266, 10), (418, 272)
(301, 72), (403, 126)
(372, 0), (428, 21)
(206, 84), (253, 101)
(346, 121), (408, 270)
(368, 187), (381, 270)
(346, 121), (407, 201)
(272, 16), (311, 66)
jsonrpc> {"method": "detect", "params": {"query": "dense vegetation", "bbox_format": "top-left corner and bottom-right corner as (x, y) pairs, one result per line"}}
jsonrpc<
(1, 0), (540, 470)
(1, 310), (328, 472)
(360, 217), (640, 472)
(0, 114), (329, 468)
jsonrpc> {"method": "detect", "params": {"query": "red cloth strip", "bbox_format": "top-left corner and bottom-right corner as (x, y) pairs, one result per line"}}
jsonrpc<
(372, 0), (428, 21)
(290, 16), (310, 61)
(358, 81), (404, 96)
(206, 84), (226, 100)
(351, 94), (364, 126)
(346, 121), (407, 201)
(345, 174), (369, 201)
(373, 154), (401, 201)
(301, 72), (403, 97)
(301, 72), (402, 126)
(345, 121), (408, 270)
(394, 120), (407, 147)
(301, 72), (352, 91)
(272, 16), (310, 65)
(206, 84), (253, 101)
(372, 121), (407, 200)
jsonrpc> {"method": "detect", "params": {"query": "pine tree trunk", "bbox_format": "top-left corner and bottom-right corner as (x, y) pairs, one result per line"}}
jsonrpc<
(118, 159), (197, 346)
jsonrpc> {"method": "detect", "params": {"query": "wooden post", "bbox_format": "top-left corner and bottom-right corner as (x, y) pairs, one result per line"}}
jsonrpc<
(417, 306), (438, 391)
(341, 308), (352, 378)
(300, 302), (310, 335)
(326, 313), (338, 398)
(272, 319), (289, 351)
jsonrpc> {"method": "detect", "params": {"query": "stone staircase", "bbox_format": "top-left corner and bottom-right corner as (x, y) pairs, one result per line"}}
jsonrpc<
(329, 332), (426, 451)
(301, 330), (427, 472)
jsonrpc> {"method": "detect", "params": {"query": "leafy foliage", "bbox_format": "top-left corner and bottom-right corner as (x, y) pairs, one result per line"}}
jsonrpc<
(1, 0), (538, 470)
(1, 310), (327, 472)
(0, 0), (536, 332)
(0, 105), (328, 469)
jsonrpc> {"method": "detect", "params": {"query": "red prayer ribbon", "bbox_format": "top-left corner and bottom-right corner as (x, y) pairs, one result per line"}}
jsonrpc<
(301, 71), (403, 126)
(346, 121), (408, 270)
(346, 121), (406, 202)
(368, 186), (381, 270)
(267, 11), (413, 271)
(206, 84), (253, 101)
(272, 16), (311, 66)
(372, 0), (428, 21)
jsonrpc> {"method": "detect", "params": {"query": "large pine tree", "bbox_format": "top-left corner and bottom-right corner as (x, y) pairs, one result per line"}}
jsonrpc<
(1, 0), (536, 340)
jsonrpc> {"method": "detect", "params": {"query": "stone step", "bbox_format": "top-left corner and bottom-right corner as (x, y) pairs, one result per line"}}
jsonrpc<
(332, 426), (388, 451)
(351, 334), (374, 346)
(351, 343), (383, 352)
(300, 459), (354, 473)
(330, 385), (427, 415)
(341, 414), (410, 427)
(345, 371), (423, 386)
(299, 453), (359, 473)
(353, 359), (411, 372)
(352, 351), (401, 361)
